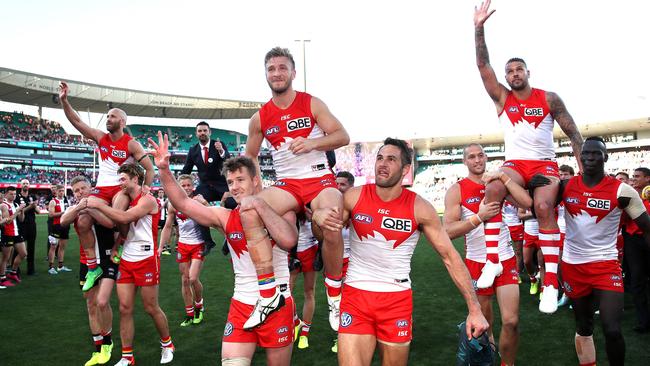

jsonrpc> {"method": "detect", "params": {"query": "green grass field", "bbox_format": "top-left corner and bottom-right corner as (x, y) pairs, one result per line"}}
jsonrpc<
(2, 215), (648, 365)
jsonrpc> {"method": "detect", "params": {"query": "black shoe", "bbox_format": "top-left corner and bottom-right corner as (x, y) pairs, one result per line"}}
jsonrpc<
(202, 241), (217, 257)
(633, 325), (650, 334)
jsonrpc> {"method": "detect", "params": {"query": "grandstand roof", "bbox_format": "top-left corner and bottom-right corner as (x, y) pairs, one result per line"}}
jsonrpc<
(412, 117), (650, 152)
(0, 67), (263, 119)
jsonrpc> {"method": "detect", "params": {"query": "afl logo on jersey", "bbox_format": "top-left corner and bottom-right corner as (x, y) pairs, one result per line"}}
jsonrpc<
(112, 149), (127, 159)
(276, 326), (289, 334)
(465, 197), (481, 204)
(524, 108), (544, 117)
(508, 106), (519, 113)
(381, 216), (412, 232)
(229, 232), (244, 241)
(265, 126), (280, 135)
(565, 197), (579, 204)
(396, 320), (409, 328)
(286, 117), (311, 131)
(100, 146), (108, 153)
(587, 198), (610, 211)
(353, 213), (373, 224)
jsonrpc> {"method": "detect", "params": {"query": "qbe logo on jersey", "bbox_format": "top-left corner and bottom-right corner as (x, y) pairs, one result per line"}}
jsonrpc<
(381, 216), (412, 232)
(524, 108), (544, 117)
(587, 198), (610, 211)
(112, 149), (127, 159)
(286, 117), (311, 131)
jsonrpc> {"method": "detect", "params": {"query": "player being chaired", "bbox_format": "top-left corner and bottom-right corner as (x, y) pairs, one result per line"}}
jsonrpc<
(59, 82), (155, 292)
(473, 0), (584, 313)
(244, 47), (350, 330)
(150, 132), (298, 366)
(159, 175), (206, 327)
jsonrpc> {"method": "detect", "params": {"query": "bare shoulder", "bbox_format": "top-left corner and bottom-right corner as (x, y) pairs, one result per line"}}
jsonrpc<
(414, 193), (438, 223)
(249, 111), (261, 128)
(343, 186), (363, 210)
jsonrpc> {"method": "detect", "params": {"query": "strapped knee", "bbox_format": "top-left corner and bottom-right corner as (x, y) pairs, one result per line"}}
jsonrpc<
(221, 357), (251, 366)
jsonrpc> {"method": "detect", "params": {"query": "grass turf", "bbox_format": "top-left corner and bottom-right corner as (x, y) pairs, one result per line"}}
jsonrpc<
(2, 215), (648, 365)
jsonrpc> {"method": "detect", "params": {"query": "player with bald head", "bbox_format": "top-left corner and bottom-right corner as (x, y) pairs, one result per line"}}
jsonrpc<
(59, 82), (155, 292)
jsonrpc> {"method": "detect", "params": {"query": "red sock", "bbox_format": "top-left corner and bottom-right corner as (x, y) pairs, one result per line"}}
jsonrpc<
(579, 362), (596, 366)
(185, 305), (194, 317)
(92, 334), (103, 352)
(258, 271), (276, 298)
(299, 321), (312, 337)
(86, 257), (98, 270)
(539, 228), (560, 288)
(121, 346), (134, 362)
(324, 273), (342, 297)
(194, 298), (203, 310)
(484, 211), (502, 264)
(160, 336), (173, 349)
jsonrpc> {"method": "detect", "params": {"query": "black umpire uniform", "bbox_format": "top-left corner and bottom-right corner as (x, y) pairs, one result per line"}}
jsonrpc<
(15, 189), (38, 275)
(181, 139), (231, 249)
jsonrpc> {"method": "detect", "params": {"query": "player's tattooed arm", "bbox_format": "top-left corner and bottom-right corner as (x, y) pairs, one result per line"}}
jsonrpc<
(547, 91), (584, 172)
(474, 0), (507, 107)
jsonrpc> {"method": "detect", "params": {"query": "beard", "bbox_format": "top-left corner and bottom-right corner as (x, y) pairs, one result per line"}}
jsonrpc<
(198, 135), (209, 144)
(267, 79), (292, 95)
(508, 79), (528, 91)
(375, 172), (403, 189)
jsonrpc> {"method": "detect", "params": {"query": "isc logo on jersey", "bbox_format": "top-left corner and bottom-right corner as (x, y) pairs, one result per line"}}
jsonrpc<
(381, 216), (412, 232)
(112, 150), (127, 159)
(586, 198), (610, 211)
(286, 117), (311, 131)
(524, 108), (544, 117)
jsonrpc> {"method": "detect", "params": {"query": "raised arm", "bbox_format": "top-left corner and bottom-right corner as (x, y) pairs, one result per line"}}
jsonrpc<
(474, 0), (508, 107)
(148, 131), (225, 229)
(547, 91), (584, 172)
(58, 82), (105, 142)
(128, 139), (155, 187)
(417, 196), (488, 339)
(443, 183), (501, 240)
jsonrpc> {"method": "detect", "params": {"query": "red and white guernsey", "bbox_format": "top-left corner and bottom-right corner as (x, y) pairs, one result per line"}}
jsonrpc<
(96, 133), (135, 187)
(499, 88), (555, 161)
(502, 201), (521, 226)
(259, 91), (330, 179)
(121, 194), (160, 262)
(458, 179), (514, 262)
(342, 226), (351, 259)
(52, 198), (66, 225)
(297, 220), (318, 253)
(225, 207), (290, 305)
(1, 200), (19, 236)
(563, 176), (630, 264)
(557, 202), (566, 234)
(175, 210), (202, 245)
(346, 185), (420, 292)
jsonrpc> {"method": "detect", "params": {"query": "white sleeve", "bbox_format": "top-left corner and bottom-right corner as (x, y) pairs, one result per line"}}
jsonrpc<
(618, 183), (647, 220)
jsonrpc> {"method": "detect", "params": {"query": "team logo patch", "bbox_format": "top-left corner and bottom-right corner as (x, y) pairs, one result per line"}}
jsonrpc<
(145, 272), (153, 278)
(276, 326), (289, 334)
(396, 319), (409, 328)
(611, 275), (621, 281)
(563, 281), (572, 293)
(91, 188), (100, 194)
(503, 162), (515, 167)
(274, 181), (286, 187)
(265, 126), (280, 135)
(177, 252), (182, 260)
(353, 213), (373, 224)
(381, 216), (412, 232)
(320, 178), (334, 186)
(508, 106), (519, 113)
(224, 321), (234, 336)
(340, 312), (353, 328)
(286, 117), (311, 131)
(100, 146), (108, 153)
(465, 196), (481, 204)
(229, 232), (244, 241)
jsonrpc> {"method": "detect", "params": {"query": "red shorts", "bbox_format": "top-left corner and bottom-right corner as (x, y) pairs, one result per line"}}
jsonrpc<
(295, 245), (318, 272)
(90, 185), (122, 203)
(117, 256), (160, 286)
(561, 260), (623, 299)
(502, 160), (559, 186)
(339, 286), (413, 343)
(274, 174), (337, 208)
(508, 224), (524, 242)
(176, 242), (204, 263)
(466, 257), (519, 296)
(222, 297), (294, 348)
(342, 257), (350, 278)
(523, 232), (539, 249)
